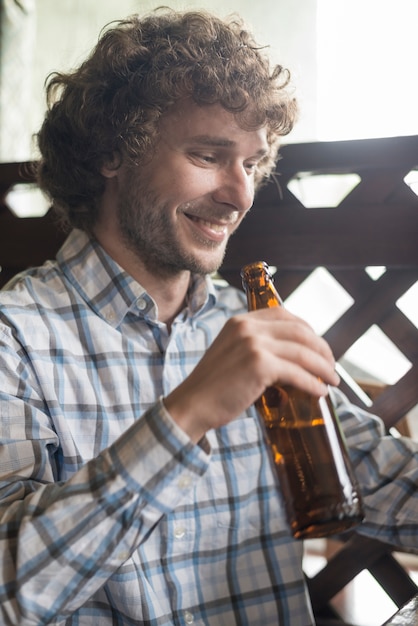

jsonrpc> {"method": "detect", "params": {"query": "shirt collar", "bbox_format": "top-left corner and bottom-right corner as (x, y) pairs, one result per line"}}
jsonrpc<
(57, 229), (217, 327)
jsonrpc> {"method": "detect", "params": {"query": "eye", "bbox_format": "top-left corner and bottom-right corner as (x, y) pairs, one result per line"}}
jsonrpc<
(201, 154), (216, 163)
(244, 161), (258, 174)
(191, 152), (217, 165)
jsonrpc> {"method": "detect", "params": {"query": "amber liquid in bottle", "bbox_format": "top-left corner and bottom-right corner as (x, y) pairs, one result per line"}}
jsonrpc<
(241, 261), (364, 539)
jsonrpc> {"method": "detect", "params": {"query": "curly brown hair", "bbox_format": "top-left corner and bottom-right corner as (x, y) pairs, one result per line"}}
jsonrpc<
(36, 8), (298, 232)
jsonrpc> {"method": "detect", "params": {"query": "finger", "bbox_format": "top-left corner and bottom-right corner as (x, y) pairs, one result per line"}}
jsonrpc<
(269, 360), (331, 397)
(246, 309), (332, 355)
(267, 339), (340, 388)
(241, 312), (338, 371)
(234, 315), (340, 390)
(242, 334), (337, 394)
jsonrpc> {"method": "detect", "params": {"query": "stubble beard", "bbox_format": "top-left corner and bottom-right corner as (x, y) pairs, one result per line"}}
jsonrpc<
(117, 180), (229, 278)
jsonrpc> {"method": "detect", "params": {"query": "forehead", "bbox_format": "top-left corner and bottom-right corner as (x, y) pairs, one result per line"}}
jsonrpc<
(160, 100), (269, 153)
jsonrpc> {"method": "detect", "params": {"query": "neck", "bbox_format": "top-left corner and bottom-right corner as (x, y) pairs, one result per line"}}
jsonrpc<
(138, 267), (192, 328)
(93, 176), (193, 328)
(93, 229), (191, 330)
(113, 247), (191, 327)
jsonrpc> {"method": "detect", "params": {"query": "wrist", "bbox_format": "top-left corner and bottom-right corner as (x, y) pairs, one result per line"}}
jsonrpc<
(163, 391), (209, 446)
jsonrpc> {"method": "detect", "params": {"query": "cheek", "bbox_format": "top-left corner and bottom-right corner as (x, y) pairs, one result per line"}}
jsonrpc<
(170, 170), (215, 203)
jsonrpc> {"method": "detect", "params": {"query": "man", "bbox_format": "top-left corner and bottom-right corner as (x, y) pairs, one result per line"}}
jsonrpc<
(0, 9), (416, 625)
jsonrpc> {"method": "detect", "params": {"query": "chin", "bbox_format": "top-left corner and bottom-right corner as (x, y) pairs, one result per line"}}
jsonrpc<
(191, 250), (226, 275)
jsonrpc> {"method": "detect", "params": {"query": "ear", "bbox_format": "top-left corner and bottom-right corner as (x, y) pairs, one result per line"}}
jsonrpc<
(101, 165), (119, 179)
(101, 152), (122, 178)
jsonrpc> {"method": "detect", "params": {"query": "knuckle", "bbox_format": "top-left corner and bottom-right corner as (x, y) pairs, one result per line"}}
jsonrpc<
(227, 315), (252, 339)
(226, 316), (258, 350)
(291, 321), (312, 345)
(228, 317), (267, 364)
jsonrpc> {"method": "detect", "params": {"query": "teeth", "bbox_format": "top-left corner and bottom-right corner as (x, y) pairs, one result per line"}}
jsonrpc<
(188, 215), (227, 232)
(201, 219), (226, 232)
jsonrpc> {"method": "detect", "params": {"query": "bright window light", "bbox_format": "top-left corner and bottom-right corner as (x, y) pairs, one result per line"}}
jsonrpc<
(284, 267), (354, 336)
(287, 173), (360, 208)
(365, 266), (386, 281)
(397, 281), (418, 329)
(342, 325), (412, 385)
(317, 0), (418, 140)
(5, 184), (49, 218)
(404, 170), (418, 197)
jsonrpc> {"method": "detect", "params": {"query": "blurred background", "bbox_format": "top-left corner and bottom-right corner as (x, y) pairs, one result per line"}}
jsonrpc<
(1, 0), (418, 162)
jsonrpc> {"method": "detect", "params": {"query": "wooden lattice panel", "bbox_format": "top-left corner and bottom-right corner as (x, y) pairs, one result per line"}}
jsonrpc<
(223, 135), (418, 431)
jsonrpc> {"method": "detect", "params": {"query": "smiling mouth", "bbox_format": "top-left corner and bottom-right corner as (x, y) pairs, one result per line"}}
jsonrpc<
(186, 213), (231, 233)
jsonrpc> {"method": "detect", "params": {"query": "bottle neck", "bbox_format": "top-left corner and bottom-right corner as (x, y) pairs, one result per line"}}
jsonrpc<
(241, 261), (282, 311)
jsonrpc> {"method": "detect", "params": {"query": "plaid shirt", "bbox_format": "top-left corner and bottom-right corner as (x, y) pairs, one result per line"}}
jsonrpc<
(0, 229), (416, 625)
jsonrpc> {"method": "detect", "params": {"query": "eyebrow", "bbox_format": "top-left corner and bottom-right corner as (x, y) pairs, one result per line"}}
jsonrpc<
(188, 135), (269, 157)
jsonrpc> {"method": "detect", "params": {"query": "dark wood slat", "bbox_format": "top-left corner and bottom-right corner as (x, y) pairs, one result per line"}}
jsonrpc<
(371, 369), (418, 428)
(369, 554), (418, 608)
(323, 271), (418, 357)
(307, 534), (391, 611)
(223, 202), (418, 270)
(0, 210), (66, 285)
(337, 169), (415, 205)
(308, 534), (418, 612)
(0, 161), (35, 193)
(380, 311), (418, 364)
(276, 135), (418, 173)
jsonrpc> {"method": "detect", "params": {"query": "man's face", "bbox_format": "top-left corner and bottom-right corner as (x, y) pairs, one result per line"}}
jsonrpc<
(116, 100), (269, 276)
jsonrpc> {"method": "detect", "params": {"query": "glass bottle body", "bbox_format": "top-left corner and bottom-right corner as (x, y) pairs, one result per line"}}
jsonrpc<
(241, 261), (364, 539)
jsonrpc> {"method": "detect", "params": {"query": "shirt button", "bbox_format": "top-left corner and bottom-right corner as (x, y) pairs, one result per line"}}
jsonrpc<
(117, 551), (130, 561)
(174, 526), (186, 539)
(184, 611), (194, 624)
(178, 475), (192, 489)
(137, 297), (147, 310)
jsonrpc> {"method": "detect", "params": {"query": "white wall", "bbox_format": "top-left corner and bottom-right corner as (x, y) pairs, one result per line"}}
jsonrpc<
(317, 0), (418, 141)
(4, 0), (418, 161)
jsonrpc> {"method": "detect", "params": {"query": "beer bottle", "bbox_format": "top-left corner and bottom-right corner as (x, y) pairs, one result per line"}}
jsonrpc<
(241, 261), (364, 539)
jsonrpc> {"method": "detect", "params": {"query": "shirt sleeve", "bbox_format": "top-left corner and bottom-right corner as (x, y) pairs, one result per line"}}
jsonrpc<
(0, 325), (211, 625)
(331, 386), (418, 552)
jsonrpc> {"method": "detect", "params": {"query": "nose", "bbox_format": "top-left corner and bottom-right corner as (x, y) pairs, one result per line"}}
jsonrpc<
(212, 164), (255, 213)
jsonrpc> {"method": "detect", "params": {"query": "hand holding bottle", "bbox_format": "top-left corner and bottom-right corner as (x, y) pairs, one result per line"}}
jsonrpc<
(164, 305), (339, 442)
